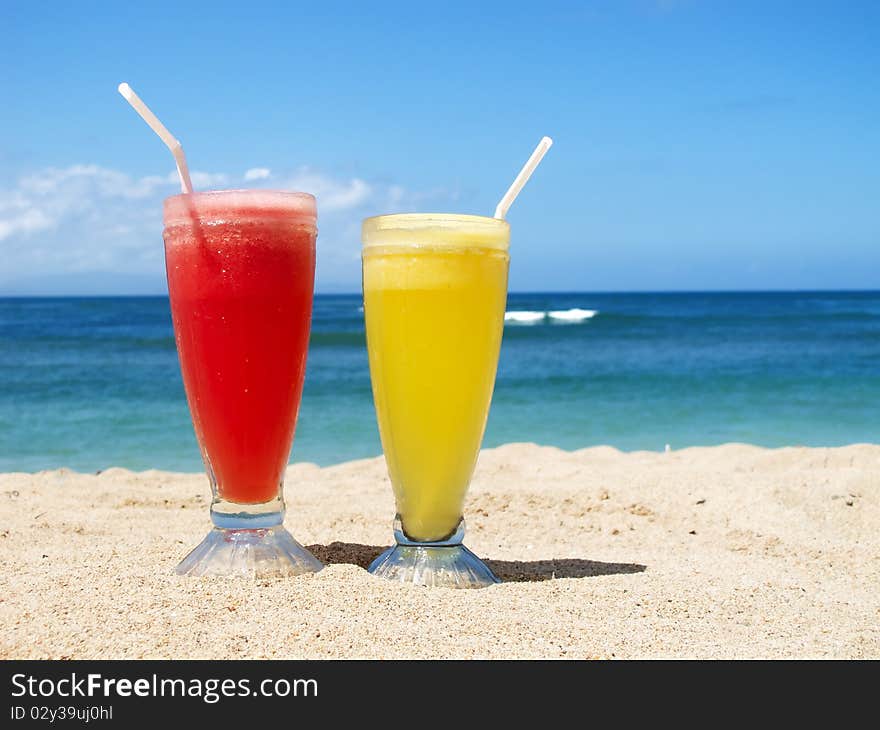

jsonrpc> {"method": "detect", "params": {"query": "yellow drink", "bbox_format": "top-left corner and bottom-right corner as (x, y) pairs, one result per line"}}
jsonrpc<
(363, 214), (510, 543)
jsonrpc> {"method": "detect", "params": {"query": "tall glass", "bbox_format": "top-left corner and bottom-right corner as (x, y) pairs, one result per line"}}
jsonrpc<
(163, 190), (322, 577)
(362, 214), (509, 588)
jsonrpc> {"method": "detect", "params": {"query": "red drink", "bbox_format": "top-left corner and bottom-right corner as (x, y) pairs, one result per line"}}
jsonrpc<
(163, 191), (316, 506)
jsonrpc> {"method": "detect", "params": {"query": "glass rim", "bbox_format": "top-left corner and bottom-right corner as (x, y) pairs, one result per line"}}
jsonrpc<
(163, 189), (316, 227)
(362, 212), (510, 252)
(363, 212), (509, 228)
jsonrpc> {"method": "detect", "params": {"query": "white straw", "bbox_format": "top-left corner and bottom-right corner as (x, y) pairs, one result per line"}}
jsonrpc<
(494, 136), (553, 219)
(117, 82), (193, 194)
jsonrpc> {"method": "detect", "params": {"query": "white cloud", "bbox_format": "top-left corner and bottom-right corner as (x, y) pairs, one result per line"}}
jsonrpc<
(0, 207), (54, 240)
(19, 165), (171, 200)
(280, 170), (372, 212)
(244, 167), (271, 181)
(0, 163), (455, 292)
(189, 171), (230, 189)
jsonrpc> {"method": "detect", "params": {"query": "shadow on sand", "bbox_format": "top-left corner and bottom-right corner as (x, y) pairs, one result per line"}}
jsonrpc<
(306, 542), (646, 583)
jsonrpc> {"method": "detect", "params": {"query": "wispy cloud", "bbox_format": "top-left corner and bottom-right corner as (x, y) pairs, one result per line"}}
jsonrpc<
(280, 171), (371, 212)
(0, 204), (54, 241)
(0, 164), (454, 292)
(243, 167), (271, 181)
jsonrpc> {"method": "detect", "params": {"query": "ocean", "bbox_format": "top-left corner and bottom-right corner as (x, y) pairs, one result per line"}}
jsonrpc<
(1, 291), (878, 473)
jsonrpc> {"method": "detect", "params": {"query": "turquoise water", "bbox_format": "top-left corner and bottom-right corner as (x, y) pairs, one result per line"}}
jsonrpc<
(1, 292), (878, 472)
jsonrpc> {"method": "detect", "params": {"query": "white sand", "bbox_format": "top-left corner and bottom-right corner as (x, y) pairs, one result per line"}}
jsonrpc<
(1, 443), (877, 659)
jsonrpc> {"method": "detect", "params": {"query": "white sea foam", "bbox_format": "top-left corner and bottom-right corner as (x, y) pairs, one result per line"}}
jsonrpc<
(504, 310), (546, 325)
(548, 308), (597, 323)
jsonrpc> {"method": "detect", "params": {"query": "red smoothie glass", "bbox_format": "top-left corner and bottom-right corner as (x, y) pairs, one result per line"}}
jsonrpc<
(163, 190), (322, 577)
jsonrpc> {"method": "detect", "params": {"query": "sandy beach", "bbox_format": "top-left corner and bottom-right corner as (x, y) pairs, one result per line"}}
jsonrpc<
(1, 443), (877, 659)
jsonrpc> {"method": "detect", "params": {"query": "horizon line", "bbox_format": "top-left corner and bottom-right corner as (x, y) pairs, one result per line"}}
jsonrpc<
(1, 287), (879, 299)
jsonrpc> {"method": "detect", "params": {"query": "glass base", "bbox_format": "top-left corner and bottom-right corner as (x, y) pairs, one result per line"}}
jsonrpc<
(368, 518), (500, 589)
(175, 526), (323, 578)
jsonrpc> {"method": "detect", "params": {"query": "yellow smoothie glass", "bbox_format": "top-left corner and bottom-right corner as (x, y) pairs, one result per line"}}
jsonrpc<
(362, 213), (509, 588)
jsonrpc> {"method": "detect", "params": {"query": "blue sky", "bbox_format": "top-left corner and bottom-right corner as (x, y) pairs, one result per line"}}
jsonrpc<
(0, 0), (877, 294)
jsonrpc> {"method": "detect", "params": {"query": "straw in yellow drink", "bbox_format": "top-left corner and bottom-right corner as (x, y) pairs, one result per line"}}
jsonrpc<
(363, 214), (509, 587)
